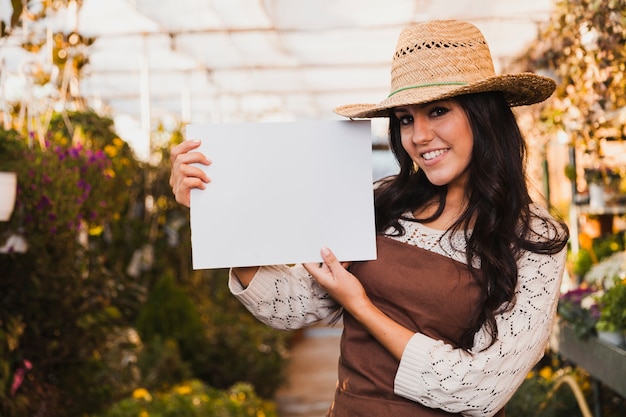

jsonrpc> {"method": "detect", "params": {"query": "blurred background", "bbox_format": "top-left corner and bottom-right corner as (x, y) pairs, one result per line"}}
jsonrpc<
(1, 0), (553, 159)
(1, 1), (626, 417)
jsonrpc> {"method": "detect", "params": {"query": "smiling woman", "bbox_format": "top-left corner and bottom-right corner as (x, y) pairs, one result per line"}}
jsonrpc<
(170, 19), (569, 417)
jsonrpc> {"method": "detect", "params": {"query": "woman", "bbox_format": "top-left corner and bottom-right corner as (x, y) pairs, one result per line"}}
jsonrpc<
(170, 20), (569, 417)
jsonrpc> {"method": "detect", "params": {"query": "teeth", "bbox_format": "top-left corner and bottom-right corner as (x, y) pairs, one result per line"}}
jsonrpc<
(422, 149), (446, 160)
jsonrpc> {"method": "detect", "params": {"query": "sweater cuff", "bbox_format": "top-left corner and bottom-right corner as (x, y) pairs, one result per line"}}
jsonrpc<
(228, 266), (278, 306)
(394, 332), (441, 398)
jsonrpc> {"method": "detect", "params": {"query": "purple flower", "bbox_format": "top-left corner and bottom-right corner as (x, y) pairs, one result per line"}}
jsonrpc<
(560, 287), (596, 304)
(36, 195), (52, 210)
(77, 179), (92, 192)
(68, 146), (81, 159)
(55, 146), (68, 161)
(589, 304), (601, 320)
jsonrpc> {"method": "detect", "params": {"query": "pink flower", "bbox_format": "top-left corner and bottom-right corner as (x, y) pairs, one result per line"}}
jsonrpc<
(10, 360), (32, 396)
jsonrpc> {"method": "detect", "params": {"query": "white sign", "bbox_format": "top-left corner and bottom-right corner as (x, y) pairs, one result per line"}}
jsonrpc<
(187, 120), (377, 269)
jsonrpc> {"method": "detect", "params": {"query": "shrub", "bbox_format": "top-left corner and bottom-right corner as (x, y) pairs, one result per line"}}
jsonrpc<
(0, 126), (133, 416)
(0, 117), (292, 416)
(135, 272), (209, 390)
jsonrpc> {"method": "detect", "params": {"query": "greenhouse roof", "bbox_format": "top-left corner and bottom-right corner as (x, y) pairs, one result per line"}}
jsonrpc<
(1, 0), (555, 153)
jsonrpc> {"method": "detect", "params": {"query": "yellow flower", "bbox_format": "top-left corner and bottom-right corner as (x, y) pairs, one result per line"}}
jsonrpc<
(175, 385), (192, 395)
(230, 391), (246, 402)
(538, 366), (553, 381)
(104, 144), (118, 158)
(88, 225), (103, 236)
(132, 388), (152, 402)
(139, 411), (149, 417)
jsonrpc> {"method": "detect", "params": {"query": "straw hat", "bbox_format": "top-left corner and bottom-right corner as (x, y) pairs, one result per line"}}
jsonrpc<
(334, 20), (556, 119)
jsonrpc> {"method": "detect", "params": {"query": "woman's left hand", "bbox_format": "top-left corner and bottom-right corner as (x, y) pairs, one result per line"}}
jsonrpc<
(305, 247), (413, 361)
(303, 248), (368, 312)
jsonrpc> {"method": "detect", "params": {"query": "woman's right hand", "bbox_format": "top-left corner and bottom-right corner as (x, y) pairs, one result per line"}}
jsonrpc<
(169, 139), (211, 207)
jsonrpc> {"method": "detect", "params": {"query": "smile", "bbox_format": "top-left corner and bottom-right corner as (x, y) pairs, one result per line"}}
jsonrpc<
(422, 149), (448, 161)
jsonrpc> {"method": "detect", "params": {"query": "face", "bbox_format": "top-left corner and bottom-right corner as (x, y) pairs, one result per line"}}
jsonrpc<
(393, 99), (473, 191)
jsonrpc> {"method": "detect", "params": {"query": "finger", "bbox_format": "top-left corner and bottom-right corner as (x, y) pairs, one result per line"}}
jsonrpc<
(171, 139), (202, 162)
(303, 261), (327, 275)
(302, 261), (334, 285)
(176, 163), (211, 184)
(169, 165), (209, 193)
(320, 247), (343, 272)
(302, 262), (316, 275)
(172, 150), (211, 172)
(170, 150), (211, 190)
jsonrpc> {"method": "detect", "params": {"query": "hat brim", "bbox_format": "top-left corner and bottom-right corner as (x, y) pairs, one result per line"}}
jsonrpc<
(334, 73), (556, 119)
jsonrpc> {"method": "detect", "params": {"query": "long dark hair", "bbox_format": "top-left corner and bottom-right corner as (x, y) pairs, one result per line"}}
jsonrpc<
(374, 91), (569, 350)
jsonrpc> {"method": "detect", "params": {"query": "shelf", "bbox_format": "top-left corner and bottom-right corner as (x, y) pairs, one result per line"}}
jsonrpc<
(551, 323), (626, 398)
(576, 204), (626, 216)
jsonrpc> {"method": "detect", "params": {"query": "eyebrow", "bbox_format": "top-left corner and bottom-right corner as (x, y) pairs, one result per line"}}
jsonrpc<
(392, 106), (420, 113)
(394, 99), (454, 113)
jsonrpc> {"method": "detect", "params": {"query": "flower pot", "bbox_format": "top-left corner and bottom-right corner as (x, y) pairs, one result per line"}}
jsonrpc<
(0, 172), (17, 221)
(597, 330), (625, 347)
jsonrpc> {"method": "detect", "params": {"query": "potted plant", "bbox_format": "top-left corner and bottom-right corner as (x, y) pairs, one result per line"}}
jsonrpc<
(557, 286), (600, 340)
(0, 129), (25, 222)
(596, 277), (626, 347)
(0, 171), (17, 221)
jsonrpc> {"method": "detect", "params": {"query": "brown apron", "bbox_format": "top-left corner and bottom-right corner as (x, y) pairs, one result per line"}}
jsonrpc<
(327, 235), (505, 417)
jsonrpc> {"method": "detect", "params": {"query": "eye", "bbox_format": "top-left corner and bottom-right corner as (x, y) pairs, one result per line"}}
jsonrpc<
(428, 106), (450, 118)
(395, 114), (413, 126)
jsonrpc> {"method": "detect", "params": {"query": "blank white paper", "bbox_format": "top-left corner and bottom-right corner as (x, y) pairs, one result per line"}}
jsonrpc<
(186, 120), (377, 269)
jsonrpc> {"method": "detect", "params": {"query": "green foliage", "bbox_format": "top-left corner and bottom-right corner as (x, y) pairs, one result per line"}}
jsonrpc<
(136, 336), (193, 391)
(525, 0), (626, 145)
(572, 249), (594, 279)
(506, 368), (583, 417)
(507, 356), (626, 417)
(0, 128), (26, 169)
(0, 123), (141, 416)
(135, 272), (210, 388)
(571, 232), (625, 278)
(99, 380), (277, 417)
(597, 277), (626, 331)
(135, 268), (292, 399)
(136, 273), (206, 346)
(188, 269), (291, 399)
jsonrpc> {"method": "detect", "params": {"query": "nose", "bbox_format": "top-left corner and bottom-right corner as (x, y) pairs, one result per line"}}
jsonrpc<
(411, 115), (433, 144)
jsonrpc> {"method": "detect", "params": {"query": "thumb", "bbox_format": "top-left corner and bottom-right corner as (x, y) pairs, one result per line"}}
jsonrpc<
(320, 247), (342, 271)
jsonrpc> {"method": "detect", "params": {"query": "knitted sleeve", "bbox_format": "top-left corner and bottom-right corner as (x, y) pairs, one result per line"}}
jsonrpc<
(393, 237), (567, 416)
(228, 264), (339, 329)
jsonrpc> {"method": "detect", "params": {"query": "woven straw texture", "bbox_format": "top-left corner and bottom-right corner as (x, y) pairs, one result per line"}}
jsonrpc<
(335, 20), (555, 119)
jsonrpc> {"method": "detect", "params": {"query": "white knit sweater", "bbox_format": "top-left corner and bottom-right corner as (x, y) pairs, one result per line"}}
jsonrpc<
(229, 207), (567, 417)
